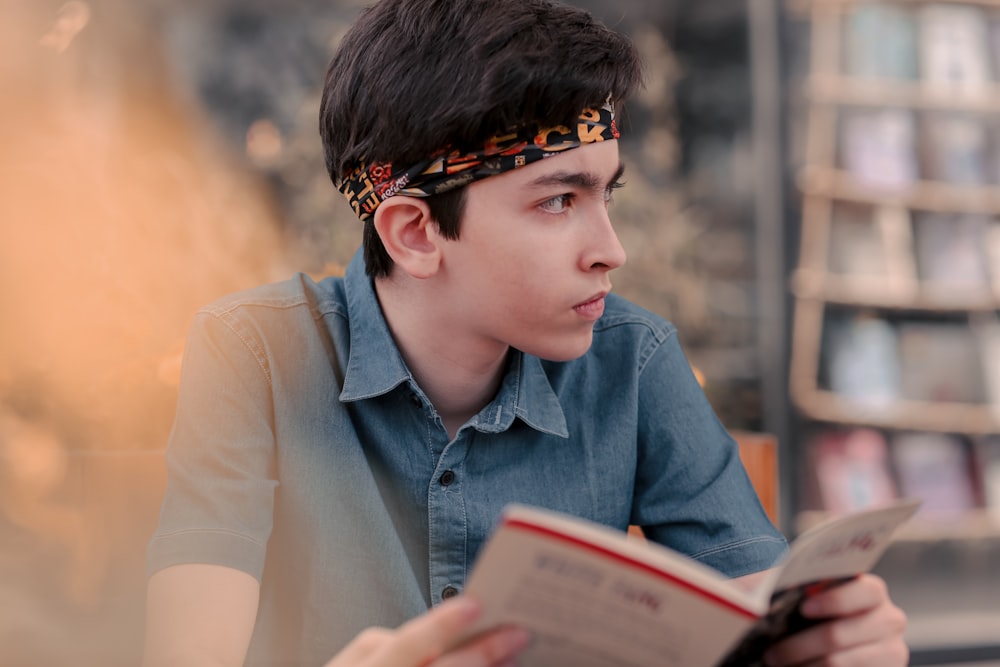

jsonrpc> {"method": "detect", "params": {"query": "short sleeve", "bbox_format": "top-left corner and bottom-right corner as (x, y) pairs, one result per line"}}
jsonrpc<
(631, 331), (788, 578)
(147, 307), (279, 581)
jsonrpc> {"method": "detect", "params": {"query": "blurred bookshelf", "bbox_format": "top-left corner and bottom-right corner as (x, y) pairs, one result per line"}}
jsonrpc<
(783, 0), (1000, 661)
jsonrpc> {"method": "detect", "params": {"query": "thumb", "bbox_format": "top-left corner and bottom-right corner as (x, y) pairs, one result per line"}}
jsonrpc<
(374, 596), (483, 665)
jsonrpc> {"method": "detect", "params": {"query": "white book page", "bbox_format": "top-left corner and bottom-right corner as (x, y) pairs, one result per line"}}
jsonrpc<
(460, 507), (761, 667)
(771, 498), (921, 592)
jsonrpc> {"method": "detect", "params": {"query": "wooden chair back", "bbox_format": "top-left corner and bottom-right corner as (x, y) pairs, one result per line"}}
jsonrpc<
(731, 430), (780, 526)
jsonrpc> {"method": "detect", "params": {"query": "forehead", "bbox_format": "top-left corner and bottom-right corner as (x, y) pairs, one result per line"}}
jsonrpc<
(468, 140), (622, 196)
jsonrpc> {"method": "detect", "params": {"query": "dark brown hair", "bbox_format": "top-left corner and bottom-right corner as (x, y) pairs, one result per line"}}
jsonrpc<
(320, 0), (643, 277)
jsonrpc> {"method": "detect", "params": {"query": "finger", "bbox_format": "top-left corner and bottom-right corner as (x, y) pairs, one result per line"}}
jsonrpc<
(768, 634), (909, 667)
(800, 574), (888, 619)
(374, 596), (484, 665)
(324, 627), (394, 666)
(433, 625), (531, 667)
(763, 600), (907, 666)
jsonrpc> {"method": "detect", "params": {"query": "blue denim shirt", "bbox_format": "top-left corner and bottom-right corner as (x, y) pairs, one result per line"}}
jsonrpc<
(148, 250), (787, 665)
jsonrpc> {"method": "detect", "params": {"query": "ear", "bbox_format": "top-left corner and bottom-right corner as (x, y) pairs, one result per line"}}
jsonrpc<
(372, 196), (443, 279)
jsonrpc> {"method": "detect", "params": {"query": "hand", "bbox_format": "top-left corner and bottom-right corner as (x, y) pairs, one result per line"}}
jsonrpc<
(324, 596), (530, 667)
(763, 574), (908, 666)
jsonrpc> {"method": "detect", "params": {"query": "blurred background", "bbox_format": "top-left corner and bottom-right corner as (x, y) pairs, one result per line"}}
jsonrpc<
(1, 0), (998, 664)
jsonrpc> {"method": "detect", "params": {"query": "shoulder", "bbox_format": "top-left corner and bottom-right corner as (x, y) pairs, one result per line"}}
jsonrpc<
(179, 273), (350, 387)
(592, 293), (677, 346)
(198, 273), (347, 324)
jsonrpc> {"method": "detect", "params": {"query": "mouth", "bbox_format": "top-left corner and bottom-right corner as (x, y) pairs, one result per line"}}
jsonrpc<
(573, 291), (608, 320)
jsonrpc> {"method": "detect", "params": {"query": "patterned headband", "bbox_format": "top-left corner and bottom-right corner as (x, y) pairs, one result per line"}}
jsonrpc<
(337, 103), (619, 222)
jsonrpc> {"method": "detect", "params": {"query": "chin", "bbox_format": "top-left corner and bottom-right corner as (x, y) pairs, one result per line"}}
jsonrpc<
(524, 331), (595, 362)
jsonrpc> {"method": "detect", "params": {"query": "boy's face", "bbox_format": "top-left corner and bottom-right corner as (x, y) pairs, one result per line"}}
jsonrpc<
(437, 139), (627, 362)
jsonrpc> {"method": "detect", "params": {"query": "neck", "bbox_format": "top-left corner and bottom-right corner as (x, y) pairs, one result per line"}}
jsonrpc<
(375, 275), (509, 438)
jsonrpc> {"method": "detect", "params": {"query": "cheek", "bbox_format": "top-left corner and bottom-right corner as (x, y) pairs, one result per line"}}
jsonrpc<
(496, 281), (569, 333)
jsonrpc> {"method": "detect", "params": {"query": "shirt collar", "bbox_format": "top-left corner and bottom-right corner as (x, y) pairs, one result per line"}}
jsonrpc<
(338, 249), (569, 439)
(340, 250), (412, 401)
(476, 352), (569, 438)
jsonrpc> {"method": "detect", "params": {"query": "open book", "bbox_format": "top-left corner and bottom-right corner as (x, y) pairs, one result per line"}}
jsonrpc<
(456, 499), (921, 667)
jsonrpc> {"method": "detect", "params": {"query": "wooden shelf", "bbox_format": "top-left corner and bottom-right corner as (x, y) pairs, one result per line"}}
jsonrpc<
(787, 0), (1000, 15)
(798, 167), (1000, 215)
(790, 270), (1000, 312)
(796, 508), (1000, 541)
(805, 75), (1000, 112)
(792, 387), (1000, 434)
(789, 0), (1000, 561)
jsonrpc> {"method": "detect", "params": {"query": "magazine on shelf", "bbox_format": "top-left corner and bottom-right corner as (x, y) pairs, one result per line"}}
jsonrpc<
(986, 225), (1000, 299)
(840, 108), (917, 189)
(988, 121), (1000, 186)
(897, 322), (985, 404)
(827, 204), (917, 297)
(973, 319), (1000, 421)
(992, 12), (1000, 84)
(973, 436), (1000, 521)
(891, 432), (976, 517)
(810, 428), (898, 515)
(913, 212), (991, 291)
(827, 203), (886, 278)
(989, 9), (1000, 83)
(824, 312), (900, 405)
(845, 3), (917, 80)
(455, 499), (921, 667)
(917, 3), (991, 90)
(920, 113), (990, 185)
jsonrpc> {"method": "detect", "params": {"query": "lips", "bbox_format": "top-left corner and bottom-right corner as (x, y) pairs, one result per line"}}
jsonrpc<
(573, 292), (608, 320)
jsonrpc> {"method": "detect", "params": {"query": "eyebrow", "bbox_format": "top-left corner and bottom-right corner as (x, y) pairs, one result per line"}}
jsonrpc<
(526, 161), (626, 191)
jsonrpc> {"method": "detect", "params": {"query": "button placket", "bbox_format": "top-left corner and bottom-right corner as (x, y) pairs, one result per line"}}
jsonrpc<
(427, 432), (469, 606)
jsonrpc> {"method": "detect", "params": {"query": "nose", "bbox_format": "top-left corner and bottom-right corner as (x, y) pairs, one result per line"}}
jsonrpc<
(582, 206), (627, 272)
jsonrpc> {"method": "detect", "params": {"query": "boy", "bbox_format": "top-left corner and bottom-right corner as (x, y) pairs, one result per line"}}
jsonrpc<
(144, 1), (908, 665)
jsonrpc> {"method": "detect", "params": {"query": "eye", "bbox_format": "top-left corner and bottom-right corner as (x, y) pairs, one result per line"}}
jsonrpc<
(539, 193), (573, 214)
(604, 180), (625, 204)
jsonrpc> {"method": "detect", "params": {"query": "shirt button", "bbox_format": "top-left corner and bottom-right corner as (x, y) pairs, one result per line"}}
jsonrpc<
(439, 470), (456, 486)
(441, 585), (459, 600)
(409, 393), (421, 408)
